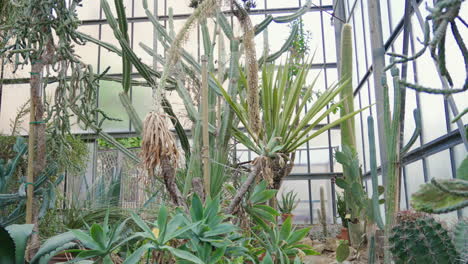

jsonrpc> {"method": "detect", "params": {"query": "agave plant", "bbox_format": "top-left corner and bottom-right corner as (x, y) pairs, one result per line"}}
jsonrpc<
(220, 61), (369, 189)
(0, 224), (77, 264)
(250, 216), (318, 263)
(277, 190), (300, 215)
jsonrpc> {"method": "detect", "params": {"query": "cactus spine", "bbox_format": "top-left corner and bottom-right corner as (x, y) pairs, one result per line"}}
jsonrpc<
(389, 212), (459, 264)
(319, 186), (328, 236)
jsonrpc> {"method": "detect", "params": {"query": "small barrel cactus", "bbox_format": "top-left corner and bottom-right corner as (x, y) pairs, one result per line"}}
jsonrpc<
(389, 211), (459, 264)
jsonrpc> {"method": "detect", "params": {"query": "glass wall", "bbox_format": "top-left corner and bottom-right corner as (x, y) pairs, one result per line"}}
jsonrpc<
(344, 0), (467, 221)
(0, 0), (465, 223)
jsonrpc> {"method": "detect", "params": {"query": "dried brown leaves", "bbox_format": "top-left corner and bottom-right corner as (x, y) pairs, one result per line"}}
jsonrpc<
(141, 112), (179, 172)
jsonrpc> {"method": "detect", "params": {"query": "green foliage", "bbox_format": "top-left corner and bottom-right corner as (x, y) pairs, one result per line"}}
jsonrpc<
(70, 210), (129, 264)
(47, 135), (89, 174)
(389, 212), (459, 264)
(0, 224), (77, 264)
(0, 137), (65, 226)
(336, 240), (350, 263)
(0, 136), (18, 161)
(97, 137), (142, 150)
(0, 137), (27, 193)
(335, 144), (384, 229)
(251, 216), (319, 263)
(126, 195), (249, 264)
(277, 190), (300, 215)
(457, 155), (468, 181)
(336, 193), (348, 228)
(244, 181), (280, 229)
(220, 60), (368, 156)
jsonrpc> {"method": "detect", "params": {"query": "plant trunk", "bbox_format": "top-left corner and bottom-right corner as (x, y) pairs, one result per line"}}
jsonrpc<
(201, 55), (210, 198)
(160, 156), (186, 209)
(25, 54), (49, 260)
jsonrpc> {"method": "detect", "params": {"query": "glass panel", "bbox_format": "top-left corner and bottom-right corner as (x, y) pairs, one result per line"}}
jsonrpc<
(77, 0), (101, 20)
(75, 25), (100, 69)
(278, 180), (311, 224)
(100, 25), (124, 74)
(0, 84), (30, 135)
(405, 160), (425, 200)
(169, 0), (193, 15)
(426, 150), (452, 180)
(99, 81), (130, 131)
(134, 0), (166, 17)
(321, 11), (336, 63)
(266, 0), (300, 9)
(307, 132), (331, 173)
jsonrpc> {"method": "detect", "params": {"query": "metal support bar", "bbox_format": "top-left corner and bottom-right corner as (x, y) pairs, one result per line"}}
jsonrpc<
(80, 5), (334, 26)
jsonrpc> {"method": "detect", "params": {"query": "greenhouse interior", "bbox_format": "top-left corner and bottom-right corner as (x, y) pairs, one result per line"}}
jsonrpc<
(0, 0), (467, 263)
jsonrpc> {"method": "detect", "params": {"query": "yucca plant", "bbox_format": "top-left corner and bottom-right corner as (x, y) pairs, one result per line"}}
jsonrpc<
(220, 61), (369, 189)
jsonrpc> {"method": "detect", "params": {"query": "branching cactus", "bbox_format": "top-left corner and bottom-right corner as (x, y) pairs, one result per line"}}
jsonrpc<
(389, 211), (459, 264)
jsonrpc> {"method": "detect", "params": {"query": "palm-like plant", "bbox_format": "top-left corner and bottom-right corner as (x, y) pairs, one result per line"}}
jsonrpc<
(220, 61), (369, 189)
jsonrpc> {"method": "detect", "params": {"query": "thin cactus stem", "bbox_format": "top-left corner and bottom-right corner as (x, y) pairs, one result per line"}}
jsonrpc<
(118, 92), (143, 134)
(254, 15), (273, 35)
(272, 0), (311, 23)
(399, 80), (468, 94)
(114, 0), (131, 94)
(216, 9), (234, 40)
(319, 186), (328, 236)
(258, 23), (298, 65)
(400, 109), (421, 155)
(382, 66), (404, 263)
(368, 116), (385, 230)
(368, 234), (376, 264)
(452, 107), (468, 123)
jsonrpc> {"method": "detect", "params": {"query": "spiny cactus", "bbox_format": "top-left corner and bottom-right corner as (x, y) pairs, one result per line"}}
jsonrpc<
(319, 186), (328, 236)
(453, 219), (468, 263)
(389, 211), (459, 264)
(411, 156), (468, 214)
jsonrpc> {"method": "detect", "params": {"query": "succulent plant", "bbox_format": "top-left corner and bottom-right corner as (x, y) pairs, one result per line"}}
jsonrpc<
(318, 186), (328, 236)
(277, 190), (299, 215)
(453, 219), (468, 263)
(336, 240), (350, 263)
(389, 211), (459, 264)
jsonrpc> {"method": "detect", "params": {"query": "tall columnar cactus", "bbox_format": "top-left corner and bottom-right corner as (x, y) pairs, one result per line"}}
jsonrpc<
(381, 65), (422, 262)
(319, 186), (328, 236)
(338, 23), (364, 247)
(389, 211), (459, 264)
(339, 24), (356, 149)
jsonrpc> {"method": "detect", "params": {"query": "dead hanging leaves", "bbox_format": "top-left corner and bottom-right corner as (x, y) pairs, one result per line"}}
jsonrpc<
(141, 112), (179, 172)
